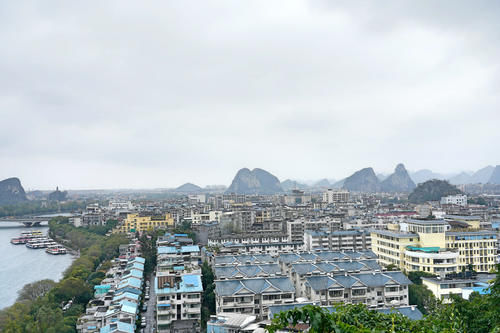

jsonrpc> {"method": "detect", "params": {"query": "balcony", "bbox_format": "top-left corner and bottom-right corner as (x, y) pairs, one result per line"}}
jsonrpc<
(384, 287), (402, 296)
(351, 289), (367, 298)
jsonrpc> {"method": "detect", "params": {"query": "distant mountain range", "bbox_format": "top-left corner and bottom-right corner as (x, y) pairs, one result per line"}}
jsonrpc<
(2, 163), (498, 199)
(380, 164), (416, 193)
(343, 167), (381, 192)
(0, 177), (28, 205)
(281, 179), (308, 191)
(410, 165), (495, 185)
(175, 183), (203, 193)
(226, 168), (283, 195)
(489, 165), (500, 184)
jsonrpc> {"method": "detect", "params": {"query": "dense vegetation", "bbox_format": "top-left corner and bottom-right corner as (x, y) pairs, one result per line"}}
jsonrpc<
(0, 200), (88, 218)
(173, 220), (196, 242)
(269, 265), (500, 333)
(201, 261), (216, 330)
(408, 179), (462, 203)
(0, 217), (128, 332)
(406, 271), (440, 314)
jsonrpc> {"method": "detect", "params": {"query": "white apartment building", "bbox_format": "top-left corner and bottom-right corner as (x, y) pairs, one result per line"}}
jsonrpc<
(214, 277), (295, 320)
(303, 271), (411, 308)
(287, 216), (342, 243)
(323, 189), (350, 204)
(440, 195), (468, 207)
(156, 274), (203, 333)
(303, 230), (371, 251)
(190, 211), (222, 225)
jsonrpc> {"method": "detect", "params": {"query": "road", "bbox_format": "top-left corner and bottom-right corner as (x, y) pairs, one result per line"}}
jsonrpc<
(143, 273), (157, 333)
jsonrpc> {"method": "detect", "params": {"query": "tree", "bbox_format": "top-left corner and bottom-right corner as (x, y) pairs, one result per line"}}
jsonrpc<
(385, 264), (398, 271)
(50, 277), (92, 305)
(17, 279), (56, 302)
(201, 261), (216, 330)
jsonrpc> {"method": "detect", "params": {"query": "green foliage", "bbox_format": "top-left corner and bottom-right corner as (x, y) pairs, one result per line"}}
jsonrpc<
(139, 231), (160, 276)
(385, 264), (398, 271)
(409, 284), (436, 315)
(173, 220), (196, 242)
(16, 279), (56, 302)
(407, 271), (438, 314)
(408, 271), (437, 285)
(267, 304), (463, 333)
(201, 261), (216, 330)
(0, 200), (88, 217)
(86, 219), (119, 236)
(468, 196), (488, 205)
(408, 179), (462, 203)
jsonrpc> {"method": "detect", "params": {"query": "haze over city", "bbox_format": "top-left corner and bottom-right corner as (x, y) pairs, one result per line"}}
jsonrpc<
(1, 1), (499, 189)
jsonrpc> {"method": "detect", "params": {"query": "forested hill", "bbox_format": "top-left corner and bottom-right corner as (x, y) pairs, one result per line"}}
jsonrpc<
(408, 179), (462, 203)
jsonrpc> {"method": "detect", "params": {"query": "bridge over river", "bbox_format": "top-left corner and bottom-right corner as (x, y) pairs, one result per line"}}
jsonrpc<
(0, 213), (74, 227)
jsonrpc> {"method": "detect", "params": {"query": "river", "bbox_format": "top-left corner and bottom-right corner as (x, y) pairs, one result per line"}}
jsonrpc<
(0, 222), (75, 309)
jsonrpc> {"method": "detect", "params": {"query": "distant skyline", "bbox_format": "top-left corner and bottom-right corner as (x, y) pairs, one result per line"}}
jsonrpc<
(1, 1), (499, 190)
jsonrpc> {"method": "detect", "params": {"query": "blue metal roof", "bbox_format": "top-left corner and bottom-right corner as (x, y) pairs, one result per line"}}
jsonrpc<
(100, 321), (134, 333)
(117, 277), (142, 290)
(305, 272), (411, 291)
(112, 292), (139, 302)
(156, 274), (203, 294)
(181, 245), (200, 253)
(215, 277), (294, 296)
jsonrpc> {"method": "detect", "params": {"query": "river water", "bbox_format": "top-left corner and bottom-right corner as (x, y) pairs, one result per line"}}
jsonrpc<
(0, 222), (74, 309)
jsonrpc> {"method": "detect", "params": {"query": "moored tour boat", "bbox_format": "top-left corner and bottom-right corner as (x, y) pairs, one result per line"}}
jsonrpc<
(46, 245), (67, 255)
(11, 230), (45, 245)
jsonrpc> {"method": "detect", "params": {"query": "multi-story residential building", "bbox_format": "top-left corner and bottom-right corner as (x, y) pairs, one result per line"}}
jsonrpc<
(107, 201), (135, 214)
(157, 245), (201, 274)
(208, 232), (302, 254)
(371, 219), (498, 275)
(323, 189), (350, 204)
(189, 210), (222, 225)
(445, 230), (498, 272)
(283, 190), (312, 206)
(219, 211), (255, 232)
(114, 213), (174, 233)
(214, 277), (295, 319)
(156, 274), (203, 333)
(215, 241), (303, 255)
(303, 230), (371, 251)
(288, 260), (381, 297)
(303, 271), (411, 308)
(421, 273), (495, 303)
(82, 213), (105, 227)
(193, 222), (221, 246)
(287, 216), (342, 243)
(441, 195), (468, 207)
(208, 232), (289, 247)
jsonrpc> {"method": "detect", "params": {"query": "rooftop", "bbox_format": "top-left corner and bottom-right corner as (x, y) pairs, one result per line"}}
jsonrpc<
(371, 229), (417, 238)
(407, 219), (448, 225)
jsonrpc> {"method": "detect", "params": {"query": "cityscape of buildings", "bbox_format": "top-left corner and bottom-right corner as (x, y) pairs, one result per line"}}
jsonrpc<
(65, 187), (500, 332)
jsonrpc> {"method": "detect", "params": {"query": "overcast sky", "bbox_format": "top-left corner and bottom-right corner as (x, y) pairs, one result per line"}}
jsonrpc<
(1, 1), (499, 190)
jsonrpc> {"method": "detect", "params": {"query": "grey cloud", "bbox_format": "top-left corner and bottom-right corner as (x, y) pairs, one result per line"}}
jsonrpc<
(0, 1), (498, 189)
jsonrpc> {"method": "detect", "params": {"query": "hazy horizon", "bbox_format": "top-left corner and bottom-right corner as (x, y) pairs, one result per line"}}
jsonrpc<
(15, 163), (497, 191)
(1, 1), (499, 190)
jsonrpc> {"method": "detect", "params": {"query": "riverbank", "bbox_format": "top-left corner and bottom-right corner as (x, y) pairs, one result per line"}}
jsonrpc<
(0, 217), (129, 331)
(0, 223), (75, 309)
